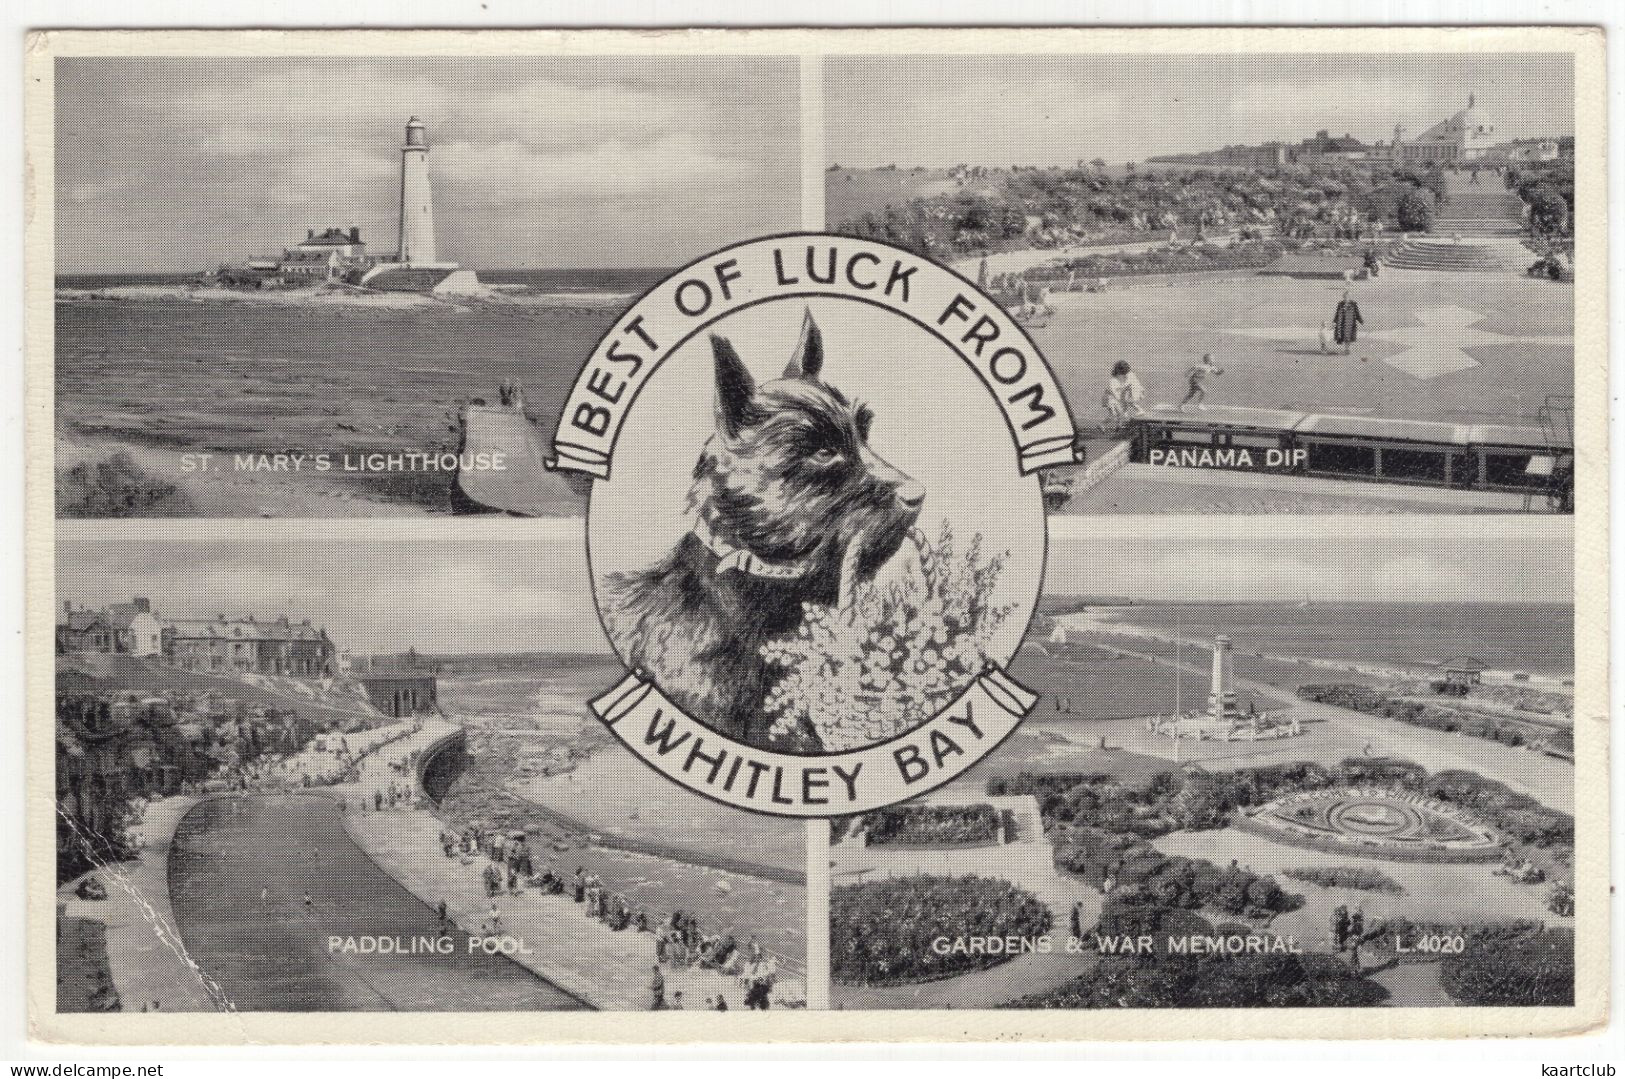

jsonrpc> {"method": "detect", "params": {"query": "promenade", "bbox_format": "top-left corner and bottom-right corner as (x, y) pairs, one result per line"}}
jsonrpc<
(340, 721), (805, 1012)
(56, 795), (225, 1013)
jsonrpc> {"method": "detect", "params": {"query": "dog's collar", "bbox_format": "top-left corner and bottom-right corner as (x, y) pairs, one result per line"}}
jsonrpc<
(691, 515), (812, 580)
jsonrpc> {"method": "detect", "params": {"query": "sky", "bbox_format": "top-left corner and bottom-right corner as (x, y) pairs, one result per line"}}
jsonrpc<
(56, 518), (1569, 657)
(54, 56), (801, 273)
(1044, 518), (1572, 605)
(827, 53), (1575, 168)
(57, 522), (606, 656)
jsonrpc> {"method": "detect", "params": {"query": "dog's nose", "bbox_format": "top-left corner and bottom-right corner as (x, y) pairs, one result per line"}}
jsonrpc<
(896, 481), (925, 511)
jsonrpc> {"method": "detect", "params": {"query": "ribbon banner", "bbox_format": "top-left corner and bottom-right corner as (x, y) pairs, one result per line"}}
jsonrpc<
(549, 233), (1079, 479)
(592, 667), (1038, 817)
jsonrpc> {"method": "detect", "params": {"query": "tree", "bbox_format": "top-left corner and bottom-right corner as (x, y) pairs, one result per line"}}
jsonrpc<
(1397, 190), (1434, 232)
(1091, 157), (1107, 170)
(1527, 184), (1570, 236)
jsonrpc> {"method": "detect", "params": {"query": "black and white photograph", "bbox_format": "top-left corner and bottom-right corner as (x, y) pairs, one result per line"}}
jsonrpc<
(829, 519), (1575, 1010)
(827, 53), (1577, 515)
(53, 55), (802, 519)
(54, 521), (806, 1014)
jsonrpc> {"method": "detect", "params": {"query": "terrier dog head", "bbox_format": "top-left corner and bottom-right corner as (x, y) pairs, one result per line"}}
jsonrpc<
(692, 311), (924, 597)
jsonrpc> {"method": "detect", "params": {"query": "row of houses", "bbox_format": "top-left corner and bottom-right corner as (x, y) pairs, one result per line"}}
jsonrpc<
(57, 597), (336, 678)
(1152, 96), (1565, 170)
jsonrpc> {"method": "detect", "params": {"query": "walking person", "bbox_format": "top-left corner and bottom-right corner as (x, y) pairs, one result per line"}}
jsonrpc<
(649, 964), (666, 1010)
(1178, 353), (1224, 412)
(1333, 290), (1363, 355)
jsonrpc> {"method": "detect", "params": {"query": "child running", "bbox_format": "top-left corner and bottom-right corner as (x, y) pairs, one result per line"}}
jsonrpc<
(1179, 353), (1224, 412)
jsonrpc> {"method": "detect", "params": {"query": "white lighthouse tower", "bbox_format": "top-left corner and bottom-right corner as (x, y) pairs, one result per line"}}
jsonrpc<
(363, 117), (470, 291)
(397, 117), (437, 265)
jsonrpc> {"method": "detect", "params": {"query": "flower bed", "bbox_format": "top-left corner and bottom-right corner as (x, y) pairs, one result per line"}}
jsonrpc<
(832, 874), (1051, 986)
(1280, 865), (1405, 894)
(862, 803), (1002, 848)
(1042, 241), (1285, 280)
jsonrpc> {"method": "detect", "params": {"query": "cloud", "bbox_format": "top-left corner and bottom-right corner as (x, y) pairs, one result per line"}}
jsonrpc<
(439, 130), (762, 206)
(55, 56), (800, 271)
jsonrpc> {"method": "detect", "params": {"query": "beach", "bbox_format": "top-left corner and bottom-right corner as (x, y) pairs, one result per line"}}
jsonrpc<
(1056, 602), (1575, 688)
(54, 277), (638, 516)
(434, 657), (809, 963)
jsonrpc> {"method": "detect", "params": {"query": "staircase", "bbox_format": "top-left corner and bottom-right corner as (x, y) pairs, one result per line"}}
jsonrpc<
(1386, 237), (1520, 272)
(1433, 180), (1528, 238)
(1388, 172), (1529, 272)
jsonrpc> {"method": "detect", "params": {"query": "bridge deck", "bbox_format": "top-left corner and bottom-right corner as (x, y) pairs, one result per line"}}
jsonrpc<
(1138, 404), (1564, 451)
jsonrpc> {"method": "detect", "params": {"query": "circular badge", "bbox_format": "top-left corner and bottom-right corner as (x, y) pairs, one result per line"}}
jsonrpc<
(551, 234), (1078, 816)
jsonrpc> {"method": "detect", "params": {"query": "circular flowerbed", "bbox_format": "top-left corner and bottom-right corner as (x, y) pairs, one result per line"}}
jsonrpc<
(832, 873), (1051, 986)
(1238, 786), (1502, 863)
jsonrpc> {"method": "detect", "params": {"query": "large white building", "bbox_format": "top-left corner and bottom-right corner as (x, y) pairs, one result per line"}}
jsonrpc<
(1393, 94), (1560, 165)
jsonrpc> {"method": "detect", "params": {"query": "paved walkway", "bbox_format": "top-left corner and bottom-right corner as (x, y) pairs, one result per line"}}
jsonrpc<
(340, 721), (803, 1011)
(346, 797), (801, 1011)
(1097, 639), (1573, 813)
(57, 795), (227, 1013)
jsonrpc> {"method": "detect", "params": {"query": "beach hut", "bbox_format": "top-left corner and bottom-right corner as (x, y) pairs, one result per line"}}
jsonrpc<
(1438, 657), (1489, 690)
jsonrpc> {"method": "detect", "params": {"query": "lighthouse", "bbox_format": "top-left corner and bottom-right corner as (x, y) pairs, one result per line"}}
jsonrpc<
(397, 117), (437, 265)
(359, 117), (469, 291)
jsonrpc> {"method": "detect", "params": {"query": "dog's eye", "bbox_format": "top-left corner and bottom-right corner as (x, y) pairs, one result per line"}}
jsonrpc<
(809, 447), (840, 466)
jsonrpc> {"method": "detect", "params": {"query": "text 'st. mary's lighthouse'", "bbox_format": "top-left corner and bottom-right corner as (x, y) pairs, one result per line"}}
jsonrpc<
(397, 116), (437, 265)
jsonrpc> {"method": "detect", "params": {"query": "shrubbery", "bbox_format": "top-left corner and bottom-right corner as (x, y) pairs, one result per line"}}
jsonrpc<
(836, 162), (1450, 258)
(1506, 159), (1575, 237)
(1009, 906), (1389, 1009)
(1055, 832), (1302, 918)
(831, 874), (1051, 986)
(1281, 866), (1405, 894)
(862, 804), (1003, 847)
(1396, 190), (1435, 232)
(1440, 928), (1574, 1006)
(57, 452), (194, 518)
(1297, 684), (1555, 755)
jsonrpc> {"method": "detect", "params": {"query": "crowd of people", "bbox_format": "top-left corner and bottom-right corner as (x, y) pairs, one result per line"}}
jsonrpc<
(239, 718), (423, 793)
(432, 823), (784, 1010)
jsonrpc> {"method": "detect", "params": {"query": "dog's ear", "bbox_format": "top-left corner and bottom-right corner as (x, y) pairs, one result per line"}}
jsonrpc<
(784, 309), (824, 381)
(711, 334), (756, 438)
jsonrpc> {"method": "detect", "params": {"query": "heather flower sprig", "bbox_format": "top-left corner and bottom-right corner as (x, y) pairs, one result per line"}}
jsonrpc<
(762, 522), (1013, 751)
